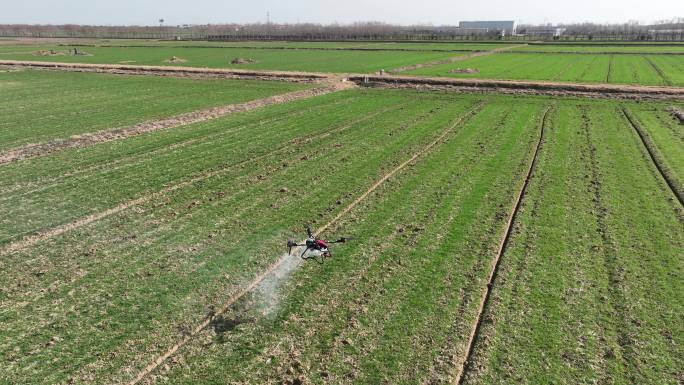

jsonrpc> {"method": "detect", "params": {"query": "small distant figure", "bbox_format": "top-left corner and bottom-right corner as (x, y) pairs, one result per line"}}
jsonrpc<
(379, 69), (386, 75)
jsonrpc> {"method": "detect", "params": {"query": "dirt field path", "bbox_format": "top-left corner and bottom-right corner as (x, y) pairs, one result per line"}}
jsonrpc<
(4, 60), (684, 100)
(390, 45), (522, 73)
(352, 74), (684, 100)
(0, 59), (329, 81)
(0, 83), (352, 166)
(123, 101), (486, 385)
(453, 106), (551, 384)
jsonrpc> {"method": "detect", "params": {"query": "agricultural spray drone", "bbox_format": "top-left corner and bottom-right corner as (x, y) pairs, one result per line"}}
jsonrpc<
(287, 225), (354, 262)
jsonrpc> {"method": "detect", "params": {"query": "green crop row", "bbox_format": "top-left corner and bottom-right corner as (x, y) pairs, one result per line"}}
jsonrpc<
(0, 39), (515, 52)
(462, 100), (684, 384)
(2, 86), (682, 384)
(157, 97), (547, 385)
(514, 44), (684, 54)
(0, 88), (483, 384)
(406, 53), (684, 86)
(0, 70), (307, 151)
(0, 45), (461, 74)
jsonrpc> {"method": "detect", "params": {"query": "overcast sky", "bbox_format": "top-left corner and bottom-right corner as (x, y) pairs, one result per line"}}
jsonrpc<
(3, 0), (683, 26)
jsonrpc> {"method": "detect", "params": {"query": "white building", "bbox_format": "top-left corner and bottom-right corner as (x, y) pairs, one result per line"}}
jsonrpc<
(458, 21), (516, 36)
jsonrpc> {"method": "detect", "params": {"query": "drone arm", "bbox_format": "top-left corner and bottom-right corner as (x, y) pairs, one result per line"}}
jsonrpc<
(329, 237), (352, 244)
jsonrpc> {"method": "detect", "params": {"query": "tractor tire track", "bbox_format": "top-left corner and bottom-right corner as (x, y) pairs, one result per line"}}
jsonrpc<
(644, 56), (673, 86)
(123, 100), (488, 385)
(0, 85), (345, 166)
(0, 101), (400, 256)
(454, 105), (552, 385)
(579, 106), (636, 381)
(621, 107), (684, 207)
(606, 54), (614, 83)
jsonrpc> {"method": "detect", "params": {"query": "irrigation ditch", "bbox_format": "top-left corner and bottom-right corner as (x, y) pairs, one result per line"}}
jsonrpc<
(453, 106), (552, 384)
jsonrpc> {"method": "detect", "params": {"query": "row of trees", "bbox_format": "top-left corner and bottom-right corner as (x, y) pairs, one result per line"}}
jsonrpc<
(0, 20), (683, 41)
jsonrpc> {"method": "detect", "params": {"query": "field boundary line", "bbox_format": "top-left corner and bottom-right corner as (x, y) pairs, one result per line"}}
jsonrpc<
(0, 85), (344, 166)
(0, 97), (399, 256)
(621, 106), (684, 206)
(390, 45), (522, 73)
(0, 59), (329, 81)
(453, 105), (552, 385)
(65, 42), (488, 54)
(350, 74), (684, 100)
(123, 100), (488, 385)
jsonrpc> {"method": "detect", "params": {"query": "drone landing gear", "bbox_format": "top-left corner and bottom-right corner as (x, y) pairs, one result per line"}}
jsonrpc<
(300, 248), (331, 264)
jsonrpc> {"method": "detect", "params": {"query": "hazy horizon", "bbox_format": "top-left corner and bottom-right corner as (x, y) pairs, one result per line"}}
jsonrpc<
(3, 0), (683, 27)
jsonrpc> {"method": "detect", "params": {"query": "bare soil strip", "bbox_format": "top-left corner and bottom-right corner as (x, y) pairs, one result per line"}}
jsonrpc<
(0, 85), (345, 165)
(621, 107), (684, 206)
(453, 106), (551, 385)
(669, 106), (684, 124)
(390, 45), (521, 73)
(351, 75), (684, 100)
(124, 101), (486, 385)
(0, 60), (329, 82)
(0, 92), (386, 258)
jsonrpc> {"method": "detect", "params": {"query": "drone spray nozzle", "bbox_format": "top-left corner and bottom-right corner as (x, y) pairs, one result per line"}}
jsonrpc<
(287, 239), (297, 254)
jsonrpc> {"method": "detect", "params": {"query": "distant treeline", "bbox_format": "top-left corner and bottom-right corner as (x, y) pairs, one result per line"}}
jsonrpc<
(1, 20), (683, 41)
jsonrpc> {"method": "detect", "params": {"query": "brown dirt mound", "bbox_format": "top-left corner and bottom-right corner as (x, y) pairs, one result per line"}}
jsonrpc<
(165, 56), (187, 64)
(34, 49), (91, 57)
(34, 50), (67, 56)
(231, 57), (258, 65)
(448, 68), (480, 74)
